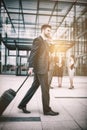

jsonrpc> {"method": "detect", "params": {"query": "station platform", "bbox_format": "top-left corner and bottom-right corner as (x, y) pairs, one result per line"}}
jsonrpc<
(0, 75), (87, 130)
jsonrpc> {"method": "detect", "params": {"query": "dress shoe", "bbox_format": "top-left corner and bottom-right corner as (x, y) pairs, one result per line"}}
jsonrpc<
(22, 107), (31, 113)
(58, 85), (62, 88)
(18, 106), (31, 113)
(68, 87), (72, 89)
(69, 86), (74, 89)
(50, 86), (54, 89)
(44, 110), (59, 116)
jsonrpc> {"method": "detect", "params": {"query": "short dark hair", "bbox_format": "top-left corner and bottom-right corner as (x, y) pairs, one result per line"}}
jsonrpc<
(41, 24), (51, 32)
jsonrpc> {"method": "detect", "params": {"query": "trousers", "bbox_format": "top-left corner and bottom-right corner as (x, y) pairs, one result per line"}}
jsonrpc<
(18, 73), (51, 113)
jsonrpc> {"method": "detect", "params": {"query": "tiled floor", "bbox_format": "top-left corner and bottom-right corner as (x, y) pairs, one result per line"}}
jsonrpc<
(0, 75), (87, 130)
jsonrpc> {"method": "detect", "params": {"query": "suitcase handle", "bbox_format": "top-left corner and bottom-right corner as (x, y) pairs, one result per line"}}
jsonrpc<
(16, 74), (30, 94)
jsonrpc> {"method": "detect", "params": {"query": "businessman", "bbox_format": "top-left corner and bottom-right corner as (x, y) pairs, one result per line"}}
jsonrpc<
(18, 24), (59, 116)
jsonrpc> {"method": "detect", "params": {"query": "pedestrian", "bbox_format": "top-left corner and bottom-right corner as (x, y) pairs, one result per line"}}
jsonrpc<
(67, 55), (77, 89)
(47, 36), (55, 89)
(18, 24), (59, 116)
(55, 54), (65, 87)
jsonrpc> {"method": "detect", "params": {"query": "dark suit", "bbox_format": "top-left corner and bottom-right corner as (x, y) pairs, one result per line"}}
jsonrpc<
(18, 36), (51, 113)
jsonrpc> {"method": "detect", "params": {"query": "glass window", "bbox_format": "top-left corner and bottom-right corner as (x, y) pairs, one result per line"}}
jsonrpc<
(19, 51), (27, 56)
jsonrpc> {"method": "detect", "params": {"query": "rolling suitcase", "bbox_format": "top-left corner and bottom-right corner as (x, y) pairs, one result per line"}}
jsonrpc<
(0, 75), (29, 116)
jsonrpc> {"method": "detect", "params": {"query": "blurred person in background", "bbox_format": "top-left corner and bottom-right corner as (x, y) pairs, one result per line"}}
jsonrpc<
(67, 55), (77, 89)
(55, 54), (65, 88)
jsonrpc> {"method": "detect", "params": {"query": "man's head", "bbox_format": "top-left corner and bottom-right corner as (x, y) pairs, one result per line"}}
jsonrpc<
(41, 24), (52, 39)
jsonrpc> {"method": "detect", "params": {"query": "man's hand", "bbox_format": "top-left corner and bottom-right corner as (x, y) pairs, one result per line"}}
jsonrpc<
(28, 67), (33, 75)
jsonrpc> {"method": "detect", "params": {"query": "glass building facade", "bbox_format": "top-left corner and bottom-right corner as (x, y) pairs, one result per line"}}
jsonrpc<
(0, 0), (87, 76)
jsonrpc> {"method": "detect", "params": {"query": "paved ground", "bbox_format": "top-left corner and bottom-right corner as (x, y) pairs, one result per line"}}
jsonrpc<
(0, 75), (87, 130)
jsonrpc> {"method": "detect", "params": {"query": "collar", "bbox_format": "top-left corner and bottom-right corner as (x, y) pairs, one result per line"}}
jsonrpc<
(40, 34), (47, 41)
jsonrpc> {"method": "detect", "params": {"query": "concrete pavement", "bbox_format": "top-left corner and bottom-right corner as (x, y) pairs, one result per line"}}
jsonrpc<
(0, 75), (87, 130)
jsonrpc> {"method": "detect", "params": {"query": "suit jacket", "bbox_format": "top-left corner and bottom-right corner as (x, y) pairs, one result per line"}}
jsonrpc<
(28, 36), (49, 74)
